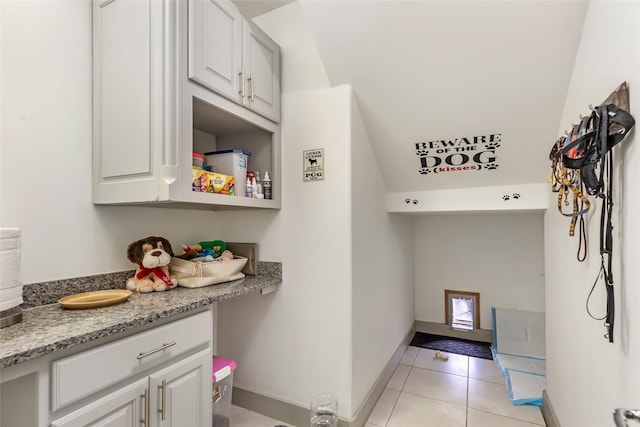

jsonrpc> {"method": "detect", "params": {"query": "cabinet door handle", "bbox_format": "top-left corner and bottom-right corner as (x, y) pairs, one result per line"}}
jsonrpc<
(160, 379), (167, 420)
(142, 388), (150, 427)
(239, 68), (245, 98)
(248, 72), (255, 102)
(137, 342), (176, 360)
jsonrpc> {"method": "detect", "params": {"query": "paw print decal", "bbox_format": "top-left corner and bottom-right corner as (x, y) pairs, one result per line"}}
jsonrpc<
(512, 193), (521, 199)
(485, 142), (501, 150)
(419, 168), (431, 175)
(415, 149), (430, 156)
(503, 195), (510, 201)
(404, 198), (411, 204)
(484, 163), (499, 170)
(412, 199), (419, 205)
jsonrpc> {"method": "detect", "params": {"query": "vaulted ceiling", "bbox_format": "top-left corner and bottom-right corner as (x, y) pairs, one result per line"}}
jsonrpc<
(240, 0), (589, 193)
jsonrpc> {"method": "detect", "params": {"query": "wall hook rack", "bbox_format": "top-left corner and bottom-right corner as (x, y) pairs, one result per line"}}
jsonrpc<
(548, 81), (632, 344)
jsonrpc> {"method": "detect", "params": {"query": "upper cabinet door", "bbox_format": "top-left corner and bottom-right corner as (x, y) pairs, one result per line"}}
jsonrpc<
(188, 0), (243, 104)
(93, 0), (171, 203)
(243, 21), (281, 122)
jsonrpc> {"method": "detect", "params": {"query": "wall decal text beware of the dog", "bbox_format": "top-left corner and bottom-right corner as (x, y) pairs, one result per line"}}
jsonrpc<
(415, 133), (502, 175)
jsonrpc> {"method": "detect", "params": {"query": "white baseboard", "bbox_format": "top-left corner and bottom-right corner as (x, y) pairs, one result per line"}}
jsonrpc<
(541, 390), (561, 427)
(348, 322), (416, 427)
(415, 320), (493, 343)
(232, 322), (416, 427)
(232, 387), (311, 427)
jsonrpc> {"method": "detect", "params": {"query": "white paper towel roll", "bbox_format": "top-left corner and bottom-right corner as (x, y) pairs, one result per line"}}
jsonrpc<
(0, 228), (23, 312)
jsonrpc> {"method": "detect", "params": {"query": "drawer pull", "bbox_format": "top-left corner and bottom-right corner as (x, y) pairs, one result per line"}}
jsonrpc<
(137, 342), (176, 360)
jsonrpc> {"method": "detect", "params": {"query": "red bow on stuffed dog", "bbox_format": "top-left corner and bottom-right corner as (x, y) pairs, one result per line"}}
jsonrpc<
(136, 266), (173, 286)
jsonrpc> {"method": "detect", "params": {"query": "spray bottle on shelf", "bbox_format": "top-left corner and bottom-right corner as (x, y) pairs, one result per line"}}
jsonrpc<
(251, 177), (258, 198)
(255, 171), (263, 196)
(245, 176), (252, 198)
(263, 171), (272, 200)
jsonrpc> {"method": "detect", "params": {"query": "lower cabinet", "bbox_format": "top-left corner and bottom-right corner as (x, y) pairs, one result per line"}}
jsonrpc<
(47, 310), (213, 427)
(51, 350), (211, 427)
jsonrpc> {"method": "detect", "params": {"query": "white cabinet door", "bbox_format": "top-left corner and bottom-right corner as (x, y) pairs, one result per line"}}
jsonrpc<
(50, 378), (147, 427)
(150, 350), (212, 427)
(188, 0), (280, 122)
(188, 0), (243, 104)
(92, 0), (178, 204)
(243, 21), (281, 122)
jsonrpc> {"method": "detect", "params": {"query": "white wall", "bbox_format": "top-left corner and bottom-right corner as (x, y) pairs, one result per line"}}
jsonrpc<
(350, 92), (414, 412)
(215, 87), (355, 416)
(415, 213), (545, 329)
(0, 0), (222, 284)
(544, 1), (640, 425)
(215, 86), (415, 420)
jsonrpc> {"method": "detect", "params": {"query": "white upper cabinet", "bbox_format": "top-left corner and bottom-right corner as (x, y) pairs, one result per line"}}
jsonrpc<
(242, 20), (281, 122)
(92, 0), (281, 209)
(188, 0), (243, 104)
(188, 0), (280, 122)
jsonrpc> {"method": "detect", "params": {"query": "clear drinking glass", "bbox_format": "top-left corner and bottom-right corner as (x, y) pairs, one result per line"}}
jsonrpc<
(310, 394), (338, 427)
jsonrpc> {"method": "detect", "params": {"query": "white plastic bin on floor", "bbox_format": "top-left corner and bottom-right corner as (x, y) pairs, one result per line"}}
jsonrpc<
(212, 356), (236, 427)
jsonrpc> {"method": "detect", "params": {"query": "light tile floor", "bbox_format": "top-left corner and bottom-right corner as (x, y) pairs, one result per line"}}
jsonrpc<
(230, 345), (546, 427)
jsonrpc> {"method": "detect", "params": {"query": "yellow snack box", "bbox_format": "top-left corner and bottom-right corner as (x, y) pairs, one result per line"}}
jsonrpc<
(192, 167), (208, 192)
(208, 172), (235, 195)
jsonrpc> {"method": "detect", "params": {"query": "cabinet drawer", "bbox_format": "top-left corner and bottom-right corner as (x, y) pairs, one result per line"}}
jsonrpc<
(51, 310), (212, 411)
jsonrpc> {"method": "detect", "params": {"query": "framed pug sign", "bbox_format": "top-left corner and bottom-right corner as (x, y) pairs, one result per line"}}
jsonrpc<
(303, 148), (324, 182)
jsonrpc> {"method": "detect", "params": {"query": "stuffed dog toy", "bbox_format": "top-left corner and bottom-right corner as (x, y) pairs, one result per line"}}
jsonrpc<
(126, 236), (178, 293)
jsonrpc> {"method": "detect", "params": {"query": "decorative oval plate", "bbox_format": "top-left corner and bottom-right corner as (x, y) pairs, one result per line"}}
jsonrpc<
(58, 289), (132, 310)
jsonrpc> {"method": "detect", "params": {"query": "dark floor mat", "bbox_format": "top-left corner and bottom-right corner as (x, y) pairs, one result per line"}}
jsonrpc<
(410, 332), (493, 360)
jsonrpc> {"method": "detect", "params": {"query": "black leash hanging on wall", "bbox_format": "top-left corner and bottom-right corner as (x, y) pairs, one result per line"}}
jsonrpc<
(548, 82), (635, 343)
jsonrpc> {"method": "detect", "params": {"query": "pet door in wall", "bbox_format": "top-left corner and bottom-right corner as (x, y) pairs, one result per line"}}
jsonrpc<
(445, 290), (480, 331)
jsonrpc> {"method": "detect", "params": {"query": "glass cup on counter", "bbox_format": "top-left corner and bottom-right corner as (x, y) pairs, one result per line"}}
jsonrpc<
(310, 394), (338, 427)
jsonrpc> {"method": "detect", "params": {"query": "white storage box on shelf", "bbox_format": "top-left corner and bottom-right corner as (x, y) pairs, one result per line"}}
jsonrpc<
(212, 357), (236, 427)
(170, 256), (248, 288)
(205, 150), (251, 197)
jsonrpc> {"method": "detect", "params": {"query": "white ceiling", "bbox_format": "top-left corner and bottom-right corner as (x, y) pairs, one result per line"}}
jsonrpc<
(251, 0), (590, 193)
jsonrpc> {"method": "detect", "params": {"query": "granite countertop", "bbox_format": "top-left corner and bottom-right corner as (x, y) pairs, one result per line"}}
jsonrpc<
(0, 274), (280, 369)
